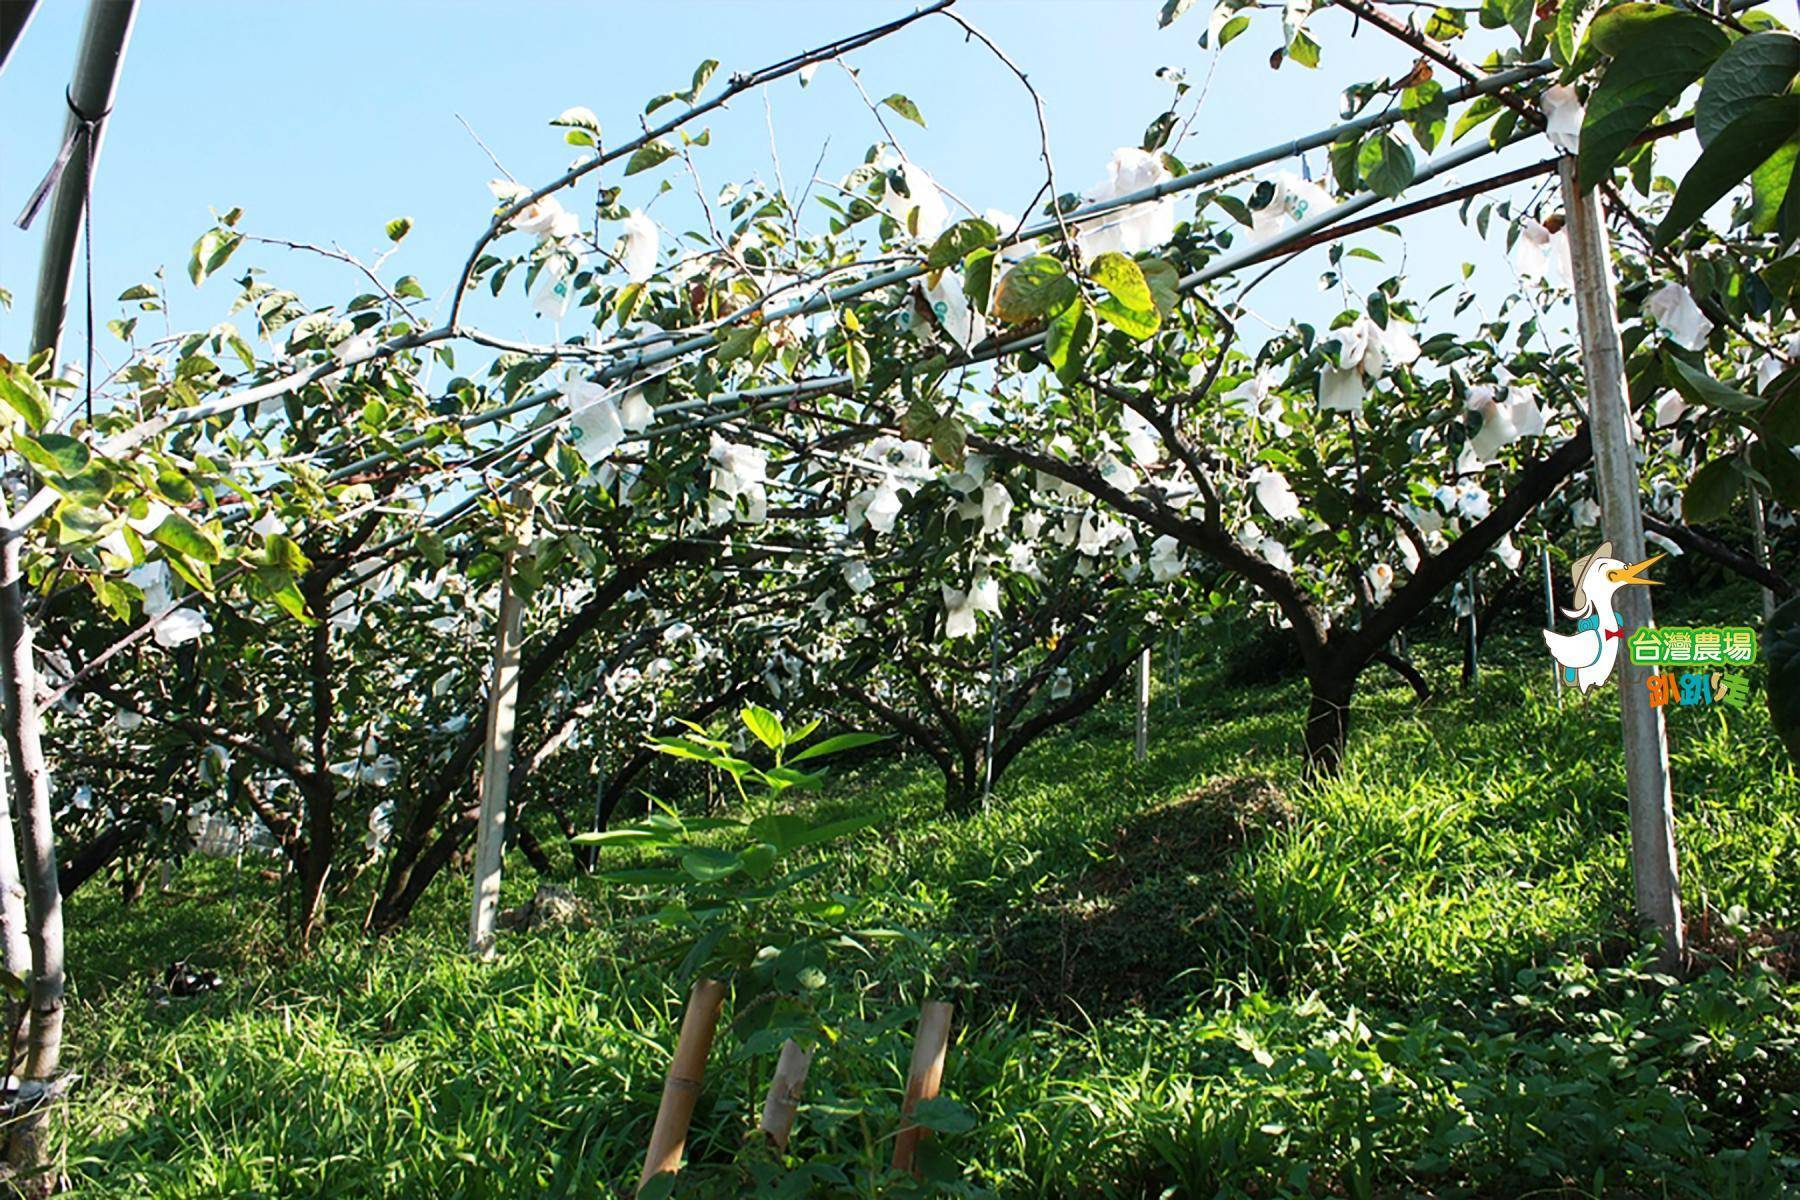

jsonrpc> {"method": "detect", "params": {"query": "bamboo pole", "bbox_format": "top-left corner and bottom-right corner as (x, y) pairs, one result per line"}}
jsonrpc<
(467, 546), (525, 958)
(757, 1039), (813, 1153)
(1134, 646), (1150, 763)
(1558, 157), (1684, 964)
(891, 1000), (954, 1176)
(981, 625), (1000, 805)
(1, 4), (136, 1183)
(1750, 491), (1776, 625)
(1464, 569), (1479, 687)
(25, 0), (137, 367)
(0, 1), (42, 80)
(1169, 627), (1182, 712)
(1541, 543), (1563, 706)
(638, 978), (727, 1192)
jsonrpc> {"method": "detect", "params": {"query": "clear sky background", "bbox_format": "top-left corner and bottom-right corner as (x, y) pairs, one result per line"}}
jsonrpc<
(0, 0), (1573, 374)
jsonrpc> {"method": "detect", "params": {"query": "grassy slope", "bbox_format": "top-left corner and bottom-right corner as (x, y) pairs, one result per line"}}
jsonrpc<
(57, 623), (1800, 1198)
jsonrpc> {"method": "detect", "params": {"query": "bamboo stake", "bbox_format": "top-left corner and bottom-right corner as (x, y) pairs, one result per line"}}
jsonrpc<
(1134, 646), (1150, 764)
(891, 1000), (953, 1176)
(757, 1039), (813, 1153)
(467, 544), (525, 958)
(1541, 543), (1563, 706)
(1558, 158), (1684, 964)
(1750, 491), (1775, 625)
(1169, 627), (1182, 712)
(1464, 568), (1480, 687)
(638, 978), (727, 1192)
(980, 624), (1000, 805)
(25, 0), (137, 367)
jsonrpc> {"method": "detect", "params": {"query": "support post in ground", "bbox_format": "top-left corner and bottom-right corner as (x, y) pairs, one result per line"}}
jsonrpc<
(1751, 491), (1776, 625)
(980, 624), (999, 805)
(892, 1000), (954, 1176)
(1541, 543), (1563, 706)
(1558, 157), (1683, 964)
(467, 545), (525, 959)
(1134, 645), (1150, 764)
(758, 1038), (812, 1153)
(639, 978), (727, 1192)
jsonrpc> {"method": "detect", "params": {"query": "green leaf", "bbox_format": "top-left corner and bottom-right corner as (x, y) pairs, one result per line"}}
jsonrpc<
(255, 567), (312, 624)
(1656, 95), (1800, 246)
(685, 59), (719, 101)
(1139, 258), (1180, 318)
(1684, 456), (1744, 524)
(963, 248), (996, 315)
(0, 368), (51, 431)
(680, 847), (741, 883)
(881, 94), (926, 128)
(1753, 137), (1800, 238)
(1217, 14), (1252, 45)
(261, 532), (312, 575)
(992, 255), (1078, 323)
(549, 106), (600, 135)
(15, 433), (90, 478)
(625, 141), (677, 176)
(1095, 296), (1160, 340)
(1159, 0), (1202, 26)
(187, 228), (241, 287)
(1780, 154), (1800, 243)
(1088, 252), (1153, 314)
(1577, 6), (1730, 191)
(117, 283), (157, 301)
(1664, 352), (1763, 411)
(1424, 6), (1468, 40)
(151, 512), (223, 565)
(1695, 32), (1800, 147)
(394, 276), (426, 299)
(384, 216), (413, 242)
(930, 417), (966, 470)
(1750, 438), (1800, 508)
(1555, 0), (1604, 67)
(1046, 297), (1097, 385)
(1286, 28), (1322, 69)
(1142, 110), (1178, 153)
(909, 1097), (978, 1134)
(569, 828), (668, 847)
(645, 60), (719, 113)
(1478, 0), (1531, 38)
(155, 470), (197, 504)
(741, 703), (785, 750)
(1401, 82), (1448, 153)
(764, 765), (827, 790)
(1453, 94), (1504, 143)
(926, 219), (999, 270)
(789, 812), (881, 849)
(1356, 133), (1415, 199)
(785, 731), (890, 765)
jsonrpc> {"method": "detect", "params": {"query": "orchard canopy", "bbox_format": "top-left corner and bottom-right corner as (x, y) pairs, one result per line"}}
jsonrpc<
(0, 0), (1796, 1189)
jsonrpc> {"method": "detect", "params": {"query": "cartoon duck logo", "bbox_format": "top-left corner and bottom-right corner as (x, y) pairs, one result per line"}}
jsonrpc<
(1542, 541), (1662, 693)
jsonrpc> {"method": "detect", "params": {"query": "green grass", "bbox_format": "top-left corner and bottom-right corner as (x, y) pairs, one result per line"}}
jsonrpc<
(55, 626), (1800, 1197)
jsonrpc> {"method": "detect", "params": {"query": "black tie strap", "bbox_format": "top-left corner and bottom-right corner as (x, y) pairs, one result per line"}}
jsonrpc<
(14, 88), (111, 232)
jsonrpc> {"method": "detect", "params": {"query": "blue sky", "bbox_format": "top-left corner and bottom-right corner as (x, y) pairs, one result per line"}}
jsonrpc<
(1, 0), (1565, 372)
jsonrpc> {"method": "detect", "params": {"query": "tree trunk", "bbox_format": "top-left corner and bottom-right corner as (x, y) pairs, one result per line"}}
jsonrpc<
(0, 534), (65, 1192)
(293, 778), (334, 942)
(941, 754), (983, 817)
(1302, 671), (1354, 777)
(0, 743), (30, 1019)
